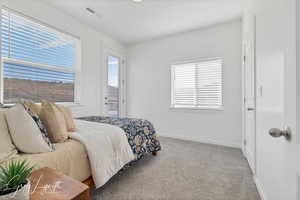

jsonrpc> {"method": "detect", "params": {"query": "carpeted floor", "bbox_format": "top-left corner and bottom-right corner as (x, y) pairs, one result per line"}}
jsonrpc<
(91, 137), (261, 200)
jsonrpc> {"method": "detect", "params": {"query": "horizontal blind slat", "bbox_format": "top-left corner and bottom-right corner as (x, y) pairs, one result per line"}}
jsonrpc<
(2, 43), (74, 64)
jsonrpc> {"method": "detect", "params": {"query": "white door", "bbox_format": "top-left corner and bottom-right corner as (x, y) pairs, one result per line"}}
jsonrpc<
(243, 14), (256, 173)
(251, 0), (300, 199)
(104, 54), (125, 117)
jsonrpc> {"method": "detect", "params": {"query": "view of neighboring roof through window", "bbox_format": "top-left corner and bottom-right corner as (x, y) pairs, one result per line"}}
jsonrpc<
(1, 8), (80, 104)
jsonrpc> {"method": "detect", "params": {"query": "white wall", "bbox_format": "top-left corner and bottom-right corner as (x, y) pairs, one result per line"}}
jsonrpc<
(127, 20), (243, 148)
(0, 0), (126, 117)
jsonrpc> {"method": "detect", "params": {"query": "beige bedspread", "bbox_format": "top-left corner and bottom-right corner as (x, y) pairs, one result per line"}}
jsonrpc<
(1, 139), (91, 182)
(70, 120), (135, 188)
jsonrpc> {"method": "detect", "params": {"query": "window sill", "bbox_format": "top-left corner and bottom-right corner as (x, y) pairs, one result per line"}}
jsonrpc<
(1, 102), (84, 108)
(170, 106), (224, 111)
(1, 104), (14, 108)
(55, 102), (84, 108)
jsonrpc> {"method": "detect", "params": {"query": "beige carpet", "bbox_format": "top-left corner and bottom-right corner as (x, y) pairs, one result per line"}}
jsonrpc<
(91, 137), (260, 200)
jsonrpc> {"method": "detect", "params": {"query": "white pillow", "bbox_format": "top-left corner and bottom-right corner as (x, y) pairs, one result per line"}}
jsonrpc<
(5, 104), (53, 153)
(0, 109), (18, 163)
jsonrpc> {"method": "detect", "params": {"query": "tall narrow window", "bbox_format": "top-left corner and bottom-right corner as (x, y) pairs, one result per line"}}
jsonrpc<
(1, 9), (79, 104)
(106, 55), (120, 117)
(171, 58), (223, 109)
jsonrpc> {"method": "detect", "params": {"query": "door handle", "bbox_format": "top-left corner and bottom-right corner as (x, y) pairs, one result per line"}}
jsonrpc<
(247, 107), (255, 111)
(269, 127), (291, 140)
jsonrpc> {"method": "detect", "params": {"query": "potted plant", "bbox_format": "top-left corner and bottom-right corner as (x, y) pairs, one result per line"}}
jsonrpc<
(0, 160), (33, 200)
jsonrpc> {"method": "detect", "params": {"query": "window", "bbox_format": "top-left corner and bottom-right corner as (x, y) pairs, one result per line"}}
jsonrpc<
(171, 58), (223, 109)
(106, 55), (120, 117)
(1, 8), (80, 104)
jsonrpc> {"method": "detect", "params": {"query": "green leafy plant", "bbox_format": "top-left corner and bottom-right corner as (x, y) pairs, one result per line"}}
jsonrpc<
(0, 160), (34, 196)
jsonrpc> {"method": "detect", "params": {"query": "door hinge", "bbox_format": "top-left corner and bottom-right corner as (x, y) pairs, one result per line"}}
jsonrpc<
(243, 55), (246, 63)
(244, 139), (247, 146)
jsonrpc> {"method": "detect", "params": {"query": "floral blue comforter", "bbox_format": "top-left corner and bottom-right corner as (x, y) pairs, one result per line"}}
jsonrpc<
(77, 116), (161, 160)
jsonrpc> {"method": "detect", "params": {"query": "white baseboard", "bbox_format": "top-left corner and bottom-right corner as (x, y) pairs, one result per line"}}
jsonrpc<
(159, 132), (241, 149)
(244, 148), (255, 174)
(254, 177), (267, 200)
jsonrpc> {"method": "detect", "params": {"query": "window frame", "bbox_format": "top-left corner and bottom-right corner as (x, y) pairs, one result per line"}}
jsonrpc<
(170, 57), (224, 111)
(0, 7), (81, 105)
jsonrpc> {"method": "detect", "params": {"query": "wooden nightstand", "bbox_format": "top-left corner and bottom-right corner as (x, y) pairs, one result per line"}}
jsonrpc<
(29, 167), (90, 200)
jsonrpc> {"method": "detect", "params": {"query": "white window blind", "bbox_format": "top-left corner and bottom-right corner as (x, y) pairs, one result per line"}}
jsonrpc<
(1, 8), (79, 103)
(171, 58), (223, 109)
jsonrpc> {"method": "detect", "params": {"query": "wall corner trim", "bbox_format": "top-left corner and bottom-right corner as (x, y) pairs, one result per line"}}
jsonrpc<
(254, 176), (267, 200)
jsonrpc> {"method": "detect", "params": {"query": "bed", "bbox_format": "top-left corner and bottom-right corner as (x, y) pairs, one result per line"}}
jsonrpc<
(2, 116), (161, 188)
(72, 116), (161, 188)
(77, 116), (162, 160)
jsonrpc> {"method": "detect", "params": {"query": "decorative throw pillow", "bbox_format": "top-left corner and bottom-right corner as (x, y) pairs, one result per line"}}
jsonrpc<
(55, 104), (76, 132)
(22, 103), (54, 150)
(0, 108), (18, 163)
(18, 99), (42, 115)
(39, 101), (68, 143)
(5, 104), (54, 153)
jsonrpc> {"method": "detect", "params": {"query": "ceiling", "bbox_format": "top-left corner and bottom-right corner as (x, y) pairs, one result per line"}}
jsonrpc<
(41, 0), (243, 45)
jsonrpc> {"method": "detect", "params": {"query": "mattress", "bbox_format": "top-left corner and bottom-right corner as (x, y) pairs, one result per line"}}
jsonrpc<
(1, 139), (91, 182)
